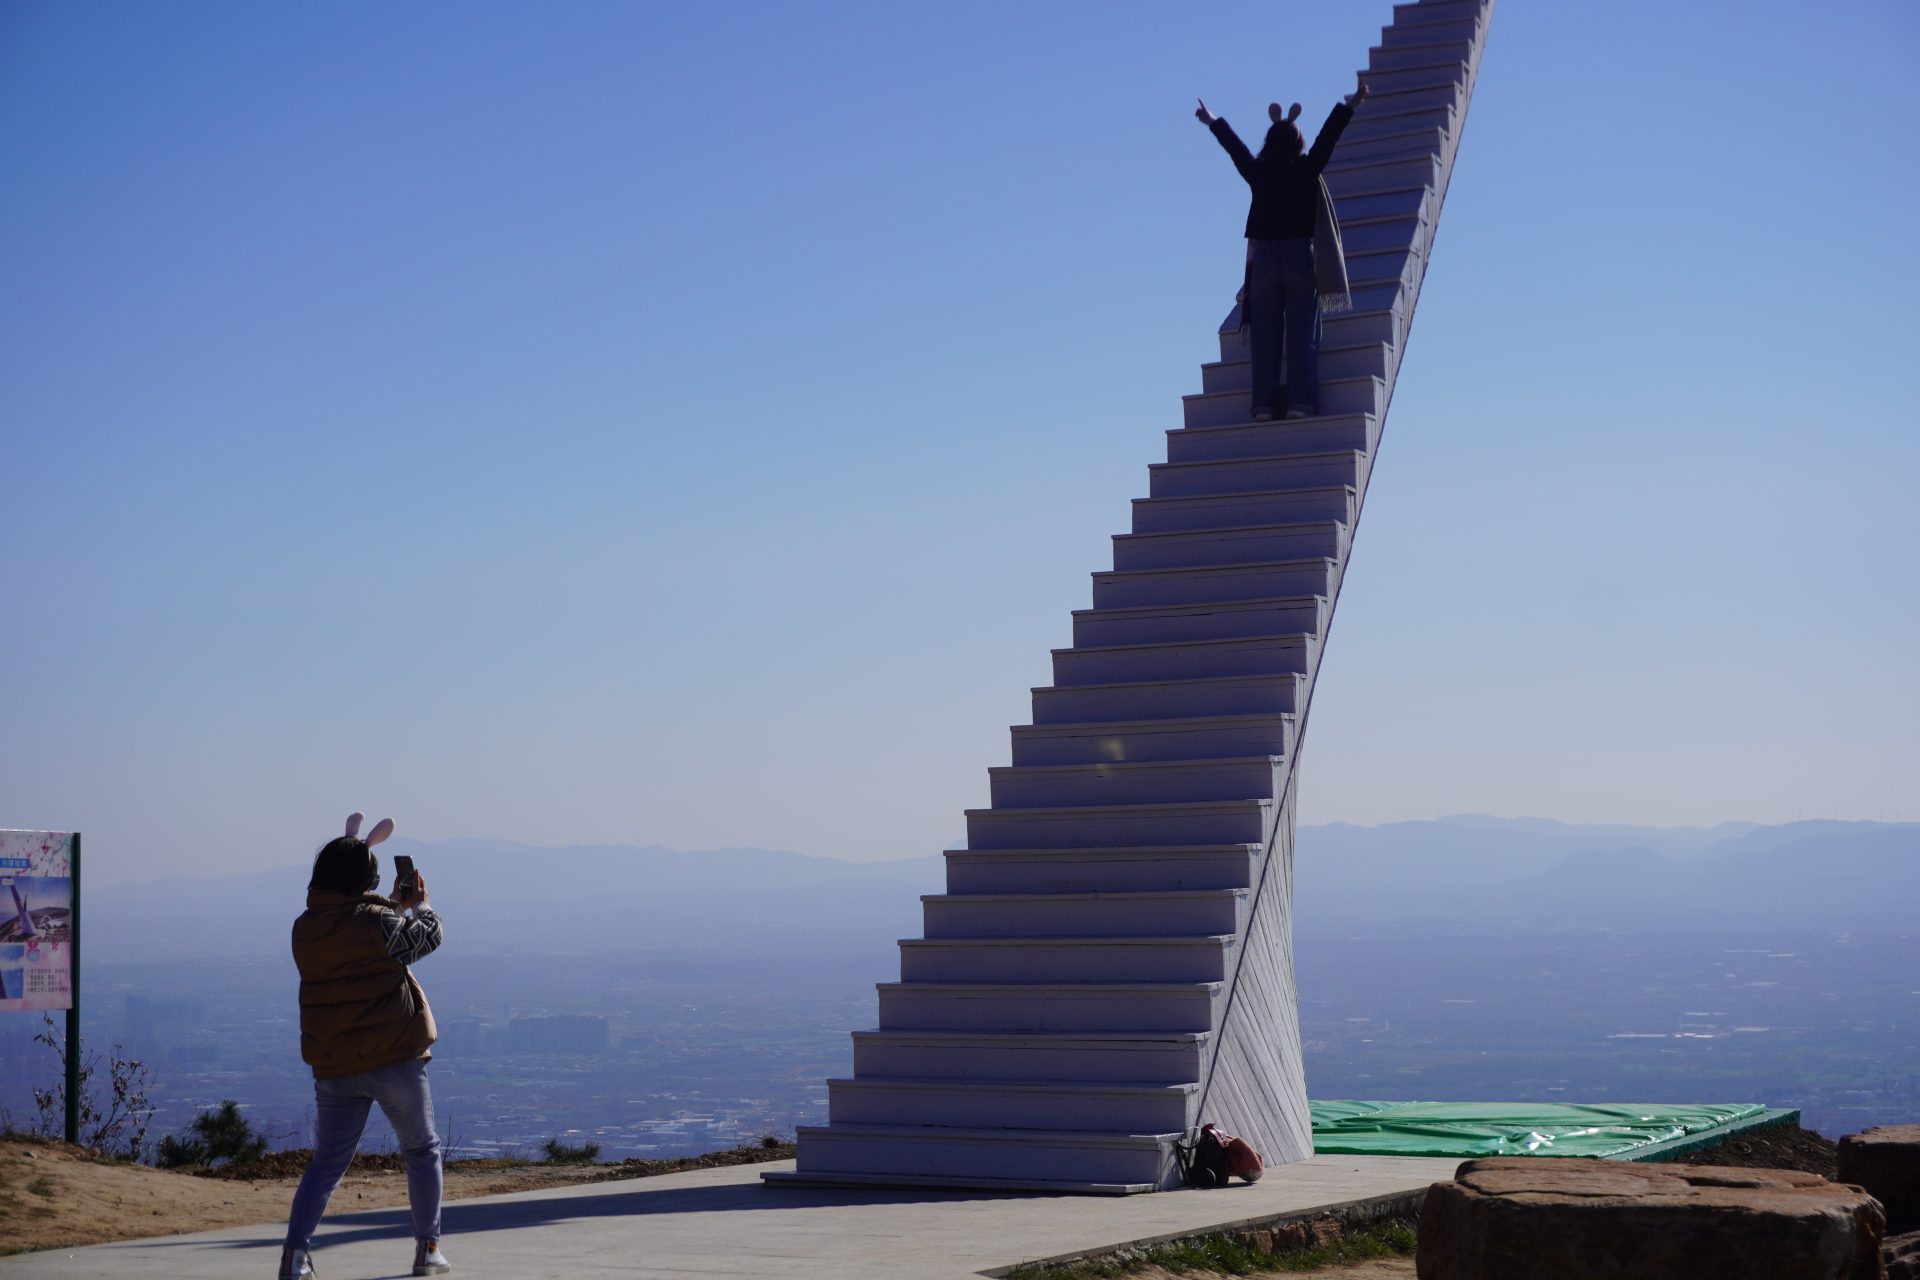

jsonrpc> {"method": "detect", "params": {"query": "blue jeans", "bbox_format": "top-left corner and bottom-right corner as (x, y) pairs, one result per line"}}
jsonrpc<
(1247, 238), (1320, 415)
(285, 1057), (442, 1250)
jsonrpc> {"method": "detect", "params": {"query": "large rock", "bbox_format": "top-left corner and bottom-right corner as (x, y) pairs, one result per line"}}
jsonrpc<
(1417, 1157), (1885, 1280)
(1842, 1125), (1920, 1234)
(1886, 1230), (1920, 1280)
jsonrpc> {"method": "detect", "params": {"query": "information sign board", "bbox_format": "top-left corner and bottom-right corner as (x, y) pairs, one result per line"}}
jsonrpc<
(0, 830), (75, 1011)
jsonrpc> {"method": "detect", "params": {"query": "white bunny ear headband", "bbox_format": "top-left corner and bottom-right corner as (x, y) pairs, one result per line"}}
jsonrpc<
(344, 811), (395, 846)
(1266, 102), (1304, 126)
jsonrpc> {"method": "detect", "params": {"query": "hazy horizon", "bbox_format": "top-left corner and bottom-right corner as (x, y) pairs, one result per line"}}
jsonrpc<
(68, 810), (1914, 891)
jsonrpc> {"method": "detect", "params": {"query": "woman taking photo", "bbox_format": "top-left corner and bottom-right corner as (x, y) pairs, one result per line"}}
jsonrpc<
(280, 814), (451, 1279)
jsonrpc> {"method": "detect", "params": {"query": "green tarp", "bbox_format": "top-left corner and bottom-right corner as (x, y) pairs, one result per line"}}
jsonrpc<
(1309, 1100), (1768, 1159)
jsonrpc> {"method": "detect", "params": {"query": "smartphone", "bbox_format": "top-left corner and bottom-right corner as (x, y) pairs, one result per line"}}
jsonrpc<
(393, 855), (418, 899)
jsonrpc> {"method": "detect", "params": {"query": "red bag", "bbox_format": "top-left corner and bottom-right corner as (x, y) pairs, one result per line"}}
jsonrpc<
(1204, 1123), (1265, 1183)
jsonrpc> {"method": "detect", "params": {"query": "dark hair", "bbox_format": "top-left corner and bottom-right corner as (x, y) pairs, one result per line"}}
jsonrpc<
(1259, 120), (1303, 163)
(309, 837), (379, 895)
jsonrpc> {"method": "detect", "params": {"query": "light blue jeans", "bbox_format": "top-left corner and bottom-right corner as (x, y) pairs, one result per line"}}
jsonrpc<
(285, 1057), (442, 1250)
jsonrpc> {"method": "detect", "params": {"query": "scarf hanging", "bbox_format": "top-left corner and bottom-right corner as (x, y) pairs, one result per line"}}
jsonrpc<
(1312, 174), (1351, 315)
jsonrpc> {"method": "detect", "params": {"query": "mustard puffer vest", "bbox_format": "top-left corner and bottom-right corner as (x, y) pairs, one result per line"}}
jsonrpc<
(292, 890), (437, 1079)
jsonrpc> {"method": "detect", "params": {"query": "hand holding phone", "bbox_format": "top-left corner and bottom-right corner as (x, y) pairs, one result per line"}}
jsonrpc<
(393, 855), (422, 906)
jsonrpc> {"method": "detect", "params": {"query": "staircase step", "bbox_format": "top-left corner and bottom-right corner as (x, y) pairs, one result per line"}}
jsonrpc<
(1381, 17), (1481, 49)
(1072, 593), (1327, 646)
(1111, 521), (1345, 572)
(1360, 63), (1468, 97)
(1009, 711), (1297, 767)
(1182, 374), (1385, 427)
(1331, 296), (1410, 349)
(898, 935), (1235, 984)
(1353, 80), (1465, 119)
(1032, 670), (1305, 727)
(988, 756), (1283, 809)
(1393, 0), (1488, 29)
(1089, 558), (1335, 610)
(780, 1123), (1178, 1190)
(1367, 42), (1474, 74)
(964, 798), (1272, 851)
(1133, 487), (1356, 535)
(1325, 123), (1451, 165)
(1342, 103), (1456, 145)
(764, 1167), (1158, 1195)
(1202, 341), (1395, 394)
(878, 979), (1226, 1032)
(827, 1076), (1201, 1132)
(1337, 214), (1429, 255)
(924, 887), (1251, 938)
(1217, 296), (1410, 363)
(1331, 298), (1409, 349)
(1168, 414), (1378, 464)
(1345, 243), (1423, 286)
(1336, 188), (1434, 224)
(1323, 152), (1444, 198)
(944, 846), (1262, 896)
(851, 1028), (1212, 1083)
(1150, 450), (1367, 500)
(1053, 632), (1315, 687)
(1347, 246), (1426, 297)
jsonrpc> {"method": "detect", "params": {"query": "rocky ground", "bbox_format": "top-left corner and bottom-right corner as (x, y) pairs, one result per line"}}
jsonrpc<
(1014, 1125), (1844, 1280)
(0, 1124), (1847, 1276)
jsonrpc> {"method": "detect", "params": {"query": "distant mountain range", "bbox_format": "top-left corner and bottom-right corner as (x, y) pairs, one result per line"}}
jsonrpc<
(87, 818), (1917, 962)
(1292, 816), (1920, 933)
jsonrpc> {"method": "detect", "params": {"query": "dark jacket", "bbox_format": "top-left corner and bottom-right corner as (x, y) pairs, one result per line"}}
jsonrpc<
(1209, 104), (1354, 240)
(292, 890), (439, 1079)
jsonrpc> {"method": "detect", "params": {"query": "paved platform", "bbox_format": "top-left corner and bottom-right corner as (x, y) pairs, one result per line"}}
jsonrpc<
(3, 1154), (1462, 1279)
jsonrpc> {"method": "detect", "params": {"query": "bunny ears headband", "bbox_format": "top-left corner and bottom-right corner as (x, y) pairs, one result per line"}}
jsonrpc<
(1268, 102), (1303, 126)
(344, 811), (395, 847)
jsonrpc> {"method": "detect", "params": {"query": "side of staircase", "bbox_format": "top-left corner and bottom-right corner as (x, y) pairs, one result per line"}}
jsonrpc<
(767, 0), (1495, 1195)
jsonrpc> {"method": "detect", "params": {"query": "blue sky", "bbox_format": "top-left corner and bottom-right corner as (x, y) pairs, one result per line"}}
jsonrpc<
(4, 1), (1916, 885)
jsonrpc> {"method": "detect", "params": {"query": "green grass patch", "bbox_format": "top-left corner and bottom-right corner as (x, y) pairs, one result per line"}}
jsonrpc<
(25, 1175), (55, 1197)
(1008, 1218), (1417, 1278)
(540, 1138), (603, 1165)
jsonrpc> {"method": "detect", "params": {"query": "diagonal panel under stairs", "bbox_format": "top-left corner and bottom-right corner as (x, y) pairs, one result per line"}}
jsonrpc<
(768, 0), (1495, 1195)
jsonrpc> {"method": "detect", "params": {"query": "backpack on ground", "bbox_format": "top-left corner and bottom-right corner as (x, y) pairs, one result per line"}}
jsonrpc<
(1176, 1122), (1265, 1188)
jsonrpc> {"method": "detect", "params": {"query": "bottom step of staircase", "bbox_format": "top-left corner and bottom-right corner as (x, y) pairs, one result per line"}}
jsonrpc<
(774, 1122), (1183, 1191)
(762, 1168), (1158, 1195)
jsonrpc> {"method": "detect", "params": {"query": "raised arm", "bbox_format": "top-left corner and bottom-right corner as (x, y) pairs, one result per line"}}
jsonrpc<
(1306, 74), (1370, 174)
(1196, 99), (1257, 183)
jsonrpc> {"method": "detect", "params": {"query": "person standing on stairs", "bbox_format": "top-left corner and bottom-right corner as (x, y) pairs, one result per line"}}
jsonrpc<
(1196, 73), (1368, 421)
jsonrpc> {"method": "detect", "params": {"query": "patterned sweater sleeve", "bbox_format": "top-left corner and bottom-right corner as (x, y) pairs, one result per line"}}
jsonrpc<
(378, 905), (444, 966)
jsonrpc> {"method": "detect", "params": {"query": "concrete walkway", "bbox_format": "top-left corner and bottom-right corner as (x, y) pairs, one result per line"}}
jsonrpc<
(3, 1155), (1462, 1280)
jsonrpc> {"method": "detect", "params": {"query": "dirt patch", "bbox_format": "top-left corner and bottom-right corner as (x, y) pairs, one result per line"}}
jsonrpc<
(1117, 1267), (1412, 1279)
(0, 1135), (796, 1256)
(1673, 1123), (1839, 1178)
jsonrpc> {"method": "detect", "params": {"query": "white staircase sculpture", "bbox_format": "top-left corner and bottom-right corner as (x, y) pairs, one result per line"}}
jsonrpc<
(767, 0), (1495, 1194)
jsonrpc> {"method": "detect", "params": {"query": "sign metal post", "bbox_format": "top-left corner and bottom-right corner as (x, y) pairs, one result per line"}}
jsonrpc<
(65, 832), (80, 1145)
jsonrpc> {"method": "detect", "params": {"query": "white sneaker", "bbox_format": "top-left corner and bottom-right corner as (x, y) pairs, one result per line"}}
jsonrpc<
(1284, 406), (1313, 419)
(278, 1247), (314, 1279)
(1252, 407), (1275, 422)
(413, 1240), (452, 1276)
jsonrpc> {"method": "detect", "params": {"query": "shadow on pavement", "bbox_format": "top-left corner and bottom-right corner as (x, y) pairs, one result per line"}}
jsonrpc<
(139, 1177), (1022, 1255)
